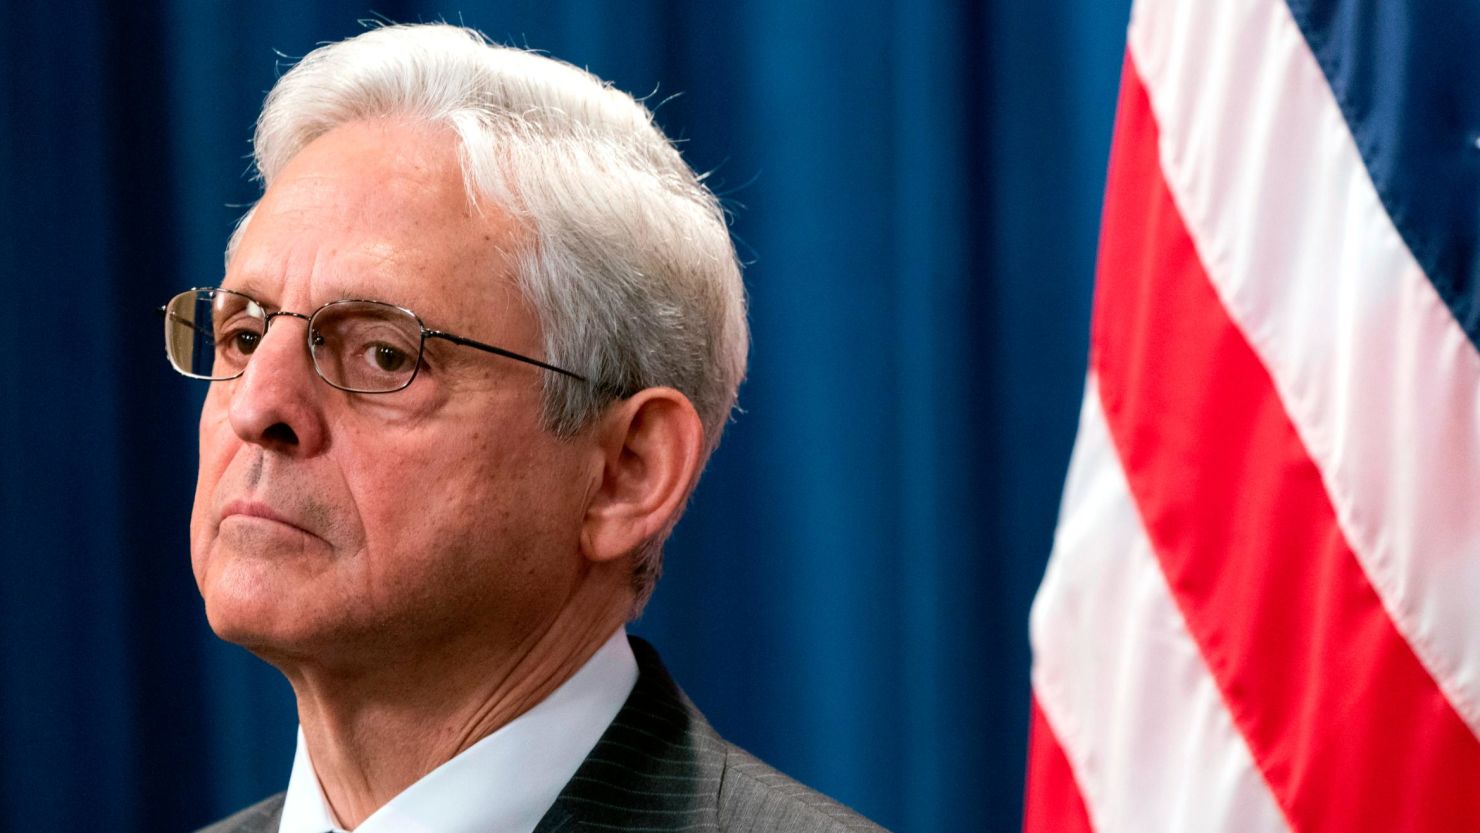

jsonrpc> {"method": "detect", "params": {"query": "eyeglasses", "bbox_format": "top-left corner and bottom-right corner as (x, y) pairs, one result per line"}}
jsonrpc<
(160, 287), (592, 394)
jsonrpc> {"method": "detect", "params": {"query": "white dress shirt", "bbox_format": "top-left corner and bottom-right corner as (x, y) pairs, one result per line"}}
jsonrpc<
(278, 629), (639, 833)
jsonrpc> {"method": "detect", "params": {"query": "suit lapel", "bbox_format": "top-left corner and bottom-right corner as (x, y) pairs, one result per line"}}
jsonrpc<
(195, 792), (285, 833)
(533, 637), (725, 833)
(206, 640), (717, 833)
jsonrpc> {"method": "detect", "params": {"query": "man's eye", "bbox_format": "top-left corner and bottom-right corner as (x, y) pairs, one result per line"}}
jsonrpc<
(366, 343), (412, 373)
(224, 329), (261, 355)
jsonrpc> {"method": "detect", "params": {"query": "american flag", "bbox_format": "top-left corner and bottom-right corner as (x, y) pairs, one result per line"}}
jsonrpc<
(1024, 0), (1480, 831)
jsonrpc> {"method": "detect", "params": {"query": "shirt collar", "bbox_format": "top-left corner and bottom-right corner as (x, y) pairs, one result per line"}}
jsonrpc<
(279, 628), (638, 833)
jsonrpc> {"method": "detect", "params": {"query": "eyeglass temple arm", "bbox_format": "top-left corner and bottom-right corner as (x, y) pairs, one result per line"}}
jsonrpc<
(158, 306), (213, 339)
(424, 330), (591, 383)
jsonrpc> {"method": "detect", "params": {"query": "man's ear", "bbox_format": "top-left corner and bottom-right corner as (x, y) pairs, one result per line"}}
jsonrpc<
(579, 388), (705, 564)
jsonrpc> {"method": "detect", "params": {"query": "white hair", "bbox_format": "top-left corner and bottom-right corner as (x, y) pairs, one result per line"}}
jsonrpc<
(237, 23), (749, 610)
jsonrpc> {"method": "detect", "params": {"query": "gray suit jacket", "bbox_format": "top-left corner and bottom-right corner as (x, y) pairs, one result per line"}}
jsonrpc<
(195, 638), (888, 833)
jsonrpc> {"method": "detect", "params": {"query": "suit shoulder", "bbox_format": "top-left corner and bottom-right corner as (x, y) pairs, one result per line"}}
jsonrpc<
(192, 793), (286, 833)
(717, 745), (890, 833)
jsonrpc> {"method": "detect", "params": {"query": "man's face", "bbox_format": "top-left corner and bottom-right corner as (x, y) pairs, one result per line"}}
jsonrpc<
(191, 119), (593, 670)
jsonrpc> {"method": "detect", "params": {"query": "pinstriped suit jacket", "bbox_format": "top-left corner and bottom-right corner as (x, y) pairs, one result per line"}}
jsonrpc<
(194, 638), (888, 833)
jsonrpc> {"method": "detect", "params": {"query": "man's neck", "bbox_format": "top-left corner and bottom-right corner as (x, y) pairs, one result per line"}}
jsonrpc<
(276, 586), (631, 829)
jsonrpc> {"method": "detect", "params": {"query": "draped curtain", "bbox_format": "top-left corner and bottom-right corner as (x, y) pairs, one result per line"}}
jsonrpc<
(0, 1), (1129, 830)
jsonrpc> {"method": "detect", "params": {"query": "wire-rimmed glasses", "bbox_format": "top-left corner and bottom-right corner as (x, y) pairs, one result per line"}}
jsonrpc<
(161, 287), (592, 394)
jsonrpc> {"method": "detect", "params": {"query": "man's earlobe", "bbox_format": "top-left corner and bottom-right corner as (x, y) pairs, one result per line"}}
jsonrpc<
(580, 388), (705, 564)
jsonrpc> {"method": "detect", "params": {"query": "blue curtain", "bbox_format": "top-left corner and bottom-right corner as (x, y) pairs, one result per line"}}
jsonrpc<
(0, 1), (1129, 830)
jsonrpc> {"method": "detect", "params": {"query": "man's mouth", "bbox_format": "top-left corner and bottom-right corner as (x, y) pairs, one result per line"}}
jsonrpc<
(220, 499), (316, 537)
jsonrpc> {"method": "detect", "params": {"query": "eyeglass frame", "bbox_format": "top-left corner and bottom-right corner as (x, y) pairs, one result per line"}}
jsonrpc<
(160, 286), (606, 395)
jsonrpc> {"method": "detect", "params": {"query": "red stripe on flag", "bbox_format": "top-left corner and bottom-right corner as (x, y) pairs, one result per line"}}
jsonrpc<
(1093, 50), (1480, 832)
(1024, 698), (1095, 833)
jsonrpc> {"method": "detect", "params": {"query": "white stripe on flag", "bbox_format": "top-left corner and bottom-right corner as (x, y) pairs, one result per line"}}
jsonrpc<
(1128, 0), (1480, 736)
(1031, 377), (1291, 833)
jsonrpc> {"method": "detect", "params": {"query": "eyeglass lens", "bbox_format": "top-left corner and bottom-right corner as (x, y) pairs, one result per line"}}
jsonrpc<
(164, 290), (257, 380)
(310, 301), (423, 392)
(163, 290), (426, 393)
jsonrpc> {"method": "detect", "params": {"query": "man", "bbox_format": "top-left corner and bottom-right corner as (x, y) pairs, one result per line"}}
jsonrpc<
(165, 22), (886, 833)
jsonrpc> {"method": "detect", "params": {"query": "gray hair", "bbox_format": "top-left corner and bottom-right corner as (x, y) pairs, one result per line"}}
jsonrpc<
(235, 23), (749, 610)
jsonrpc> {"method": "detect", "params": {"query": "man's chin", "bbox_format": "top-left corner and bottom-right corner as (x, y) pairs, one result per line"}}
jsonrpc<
(203, 589), (309, 654)
(199, 559), (324, 652)
(199, 569), (383, 673)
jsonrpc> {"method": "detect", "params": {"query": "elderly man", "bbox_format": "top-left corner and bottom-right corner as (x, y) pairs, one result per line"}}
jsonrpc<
(164, 22), (885, 833)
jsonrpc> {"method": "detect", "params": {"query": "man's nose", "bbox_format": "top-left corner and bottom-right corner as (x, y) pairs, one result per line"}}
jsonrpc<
(226, 317), (328, 455)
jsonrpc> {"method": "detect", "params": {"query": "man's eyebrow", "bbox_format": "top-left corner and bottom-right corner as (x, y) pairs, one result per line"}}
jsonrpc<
(219, 279), (270, 303)
(220, 279), (400, 311)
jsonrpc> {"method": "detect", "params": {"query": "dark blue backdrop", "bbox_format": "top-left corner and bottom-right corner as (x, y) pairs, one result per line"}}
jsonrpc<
(0, 2), (1130, 830)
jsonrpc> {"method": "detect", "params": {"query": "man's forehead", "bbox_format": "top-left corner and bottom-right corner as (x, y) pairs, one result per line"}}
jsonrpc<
(224, 119), (527, 319)
(224, 235), (523, 328)
(257, 122), (474, 229)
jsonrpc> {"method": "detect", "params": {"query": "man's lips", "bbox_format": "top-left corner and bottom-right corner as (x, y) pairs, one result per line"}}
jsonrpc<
(220, 500), (315, 536)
